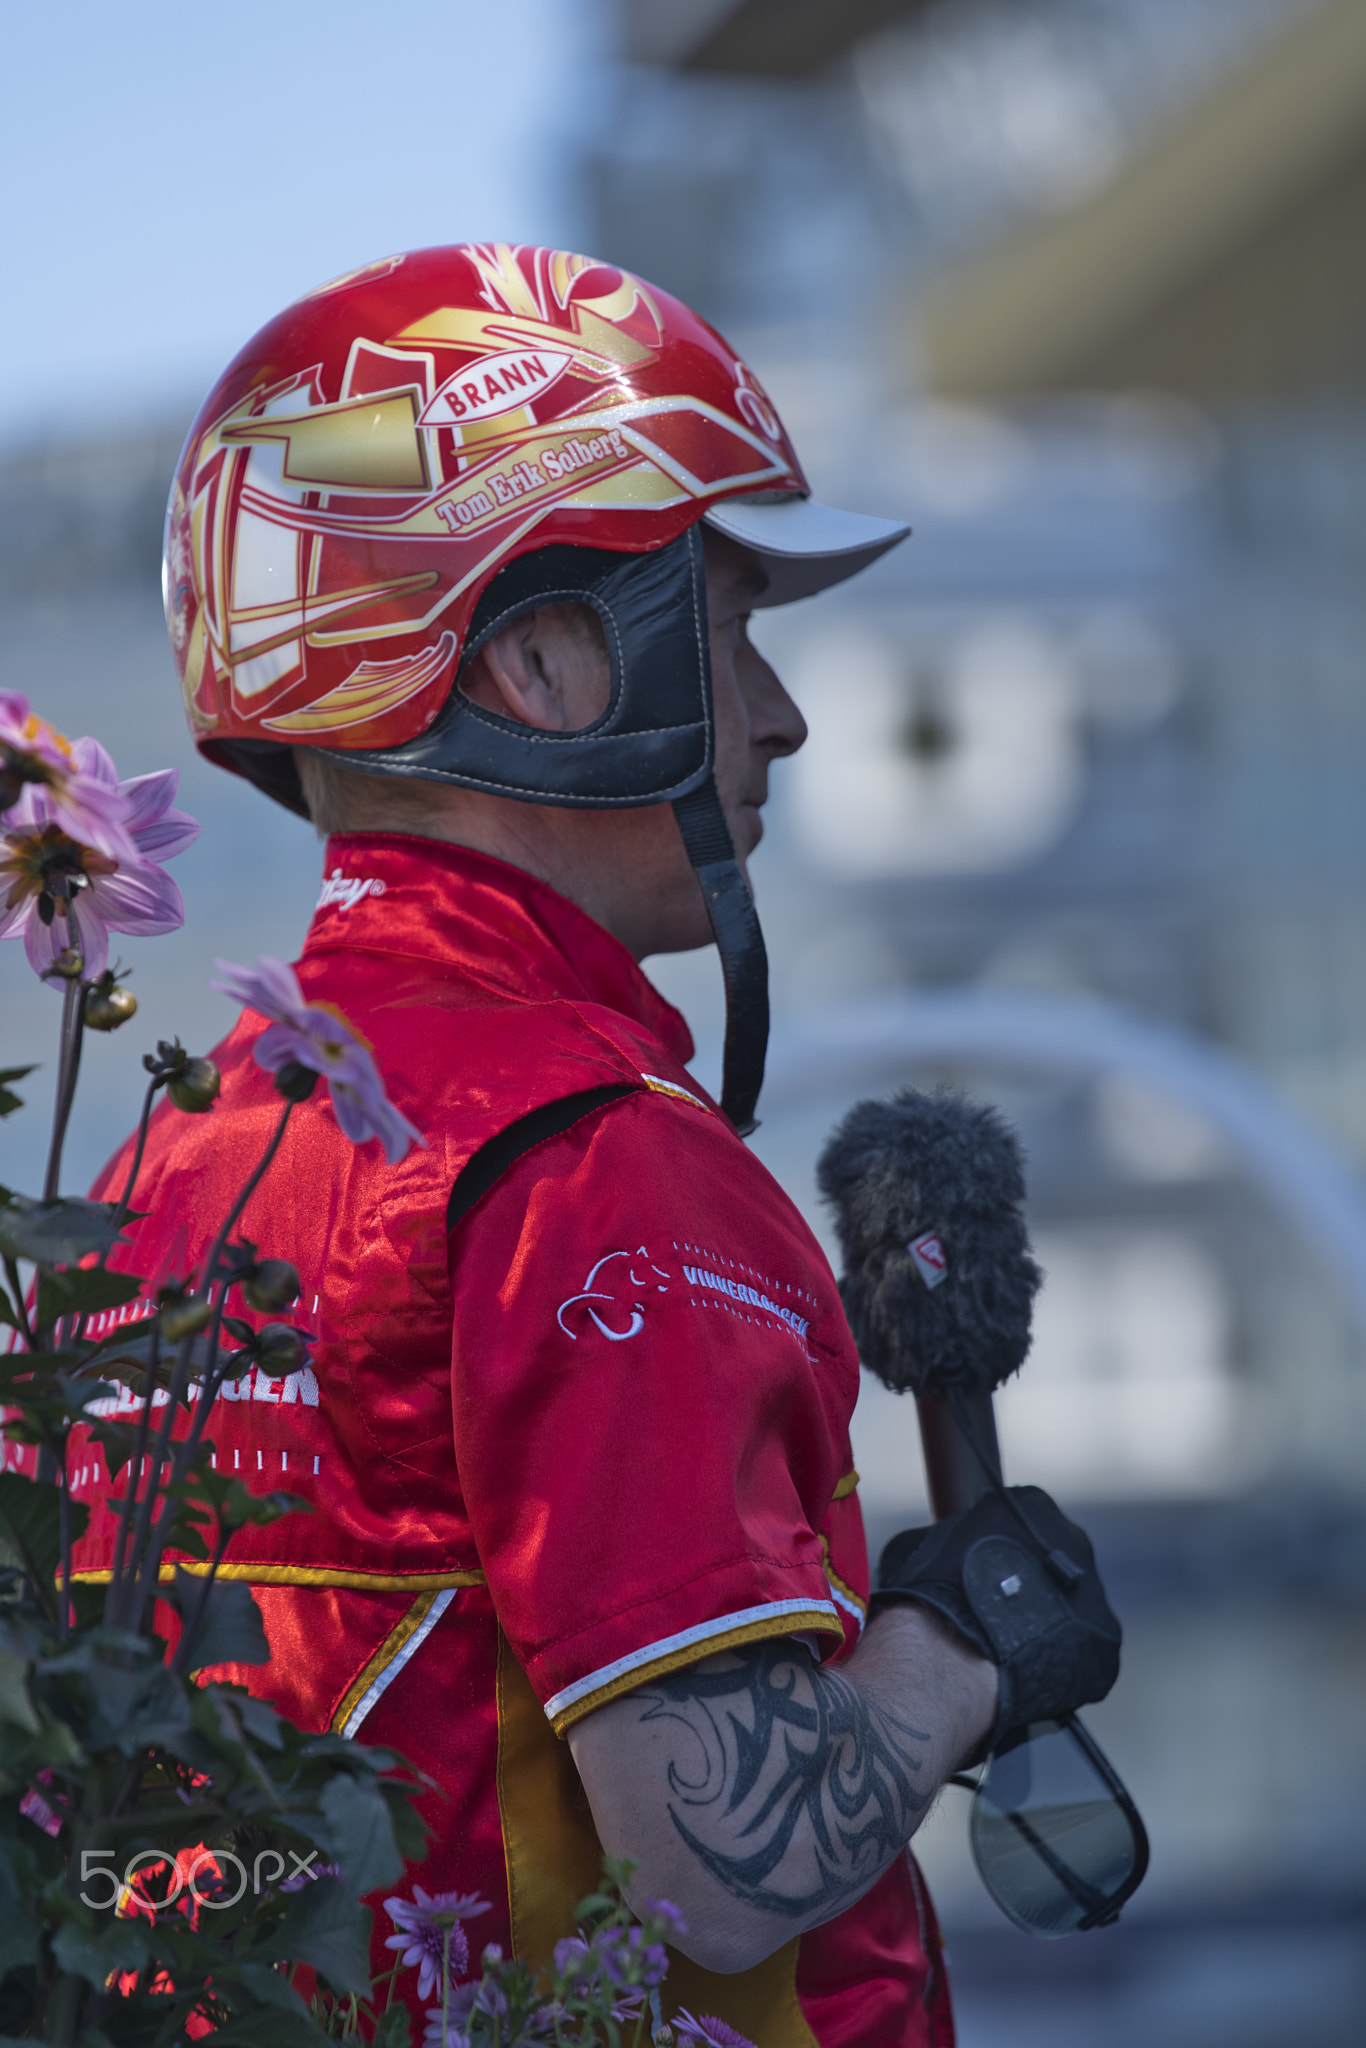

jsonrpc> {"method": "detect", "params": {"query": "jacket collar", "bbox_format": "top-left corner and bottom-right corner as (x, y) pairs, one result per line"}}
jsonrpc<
(302, 833), (695, 1065)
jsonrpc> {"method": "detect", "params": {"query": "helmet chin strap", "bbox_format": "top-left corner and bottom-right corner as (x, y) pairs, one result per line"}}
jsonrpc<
(671, 780), (769, 1138)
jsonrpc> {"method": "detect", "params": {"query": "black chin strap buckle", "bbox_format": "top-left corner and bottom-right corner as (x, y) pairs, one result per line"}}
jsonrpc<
(671, 783), (769, 1139)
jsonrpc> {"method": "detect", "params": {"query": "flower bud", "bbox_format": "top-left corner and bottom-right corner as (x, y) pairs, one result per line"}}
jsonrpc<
(256, 1323), (307, 1372)
(167, 1057), (221, 1113)
(160, 1294), (213, 1342)
(242, 1259), (301, 1314)
(273, 1059), (320, 1104)
(45, 947), (83, 980)
(84, 982), (138, 1031)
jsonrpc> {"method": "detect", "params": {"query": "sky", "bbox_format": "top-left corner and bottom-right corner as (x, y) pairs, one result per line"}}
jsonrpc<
(0, 0), (603, 448)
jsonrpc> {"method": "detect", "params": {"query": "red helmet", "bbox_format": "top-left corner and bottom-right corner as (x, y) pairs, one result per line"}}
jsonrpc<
(164, 243), (902, 777)
(164, 244), (907, 1133)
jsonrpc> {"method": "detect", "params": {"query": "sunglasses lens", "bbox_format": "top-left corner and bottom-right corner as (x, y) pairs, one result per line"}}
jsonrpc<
(969, 1718), (1146, 1938)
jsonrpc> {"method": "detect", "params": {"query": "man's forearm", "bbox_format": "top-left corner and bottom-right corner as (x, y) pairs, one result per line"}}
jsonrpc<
(568, 1605), (996, 1973)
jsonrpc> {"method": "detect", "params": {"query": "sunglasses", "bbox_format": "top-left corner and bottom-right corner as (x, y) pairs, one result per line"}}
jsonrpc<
(951, 1711), (1150, 1937)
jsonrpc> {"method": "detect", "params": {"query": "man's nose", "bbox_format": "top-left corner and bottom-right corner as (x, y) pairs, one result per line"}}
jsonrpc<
(747, 651), (808, 759)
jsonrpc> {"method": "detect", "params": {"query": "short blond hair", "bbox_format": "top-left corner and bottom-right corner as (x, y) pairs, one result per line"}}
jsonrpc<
(294, 750), (455, 837)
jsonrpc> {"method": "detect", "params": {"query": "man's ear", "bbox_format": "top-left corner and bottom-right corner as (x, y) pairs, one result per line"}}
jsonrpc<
(460, 605), (610, 732)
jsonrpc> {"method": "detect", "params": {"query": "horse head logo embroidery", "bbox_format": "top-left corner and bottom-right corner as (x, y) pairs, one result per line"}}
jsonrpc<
(556, 1248), (670, 1342)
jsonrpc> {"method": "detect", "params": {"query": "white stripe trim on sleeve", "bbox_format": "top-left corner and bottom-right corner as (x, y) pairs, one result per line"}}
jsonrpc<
(340, 1586), (457, 1739)
(826, 1580), (867, 1635)
(542, 1596), (841, 1723)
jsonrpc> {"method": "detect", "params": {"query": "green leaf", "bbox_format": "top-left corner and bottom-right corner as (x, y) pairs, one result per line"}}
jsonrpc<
(317, 1773), (403, 1898)
(0, 1839), (39, 1977)
(370, 2006), (413, 2048)
(0, 1645), (38, 1735)
(204, 1684), (285, 1752)
(51, 1915), (151, 1990)
(86, 1417), (135, 1478)
(229, 1961), (310, 2014)
(35, 1264), (143, 1332)
(206, 2009), (330, 2048)
(171, 1569), (269, 1671)
(0, 1197), (122, 1267)
(264, 1877), (373, 1995)
(0, 1068), (35, 1120)
(0, 1290), (17, 1332)
(0, 1472), (88, 1615)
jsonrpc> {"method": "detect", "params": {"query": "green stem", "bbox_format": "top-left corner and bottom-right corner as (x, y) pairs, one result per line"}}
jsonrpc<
(105, 1072), (166, 1242)
(195, 1097), (294, 1313)
(56, 1433), (72, 1642)
(104, 1323), (160, 1626)
(132, 1099), (294, 1626)
(41, 1963), (85, 2048)
(3, 1253), (33, 1351)
(41, 894), (87, 1204)
(123, 1327), (198, 1630)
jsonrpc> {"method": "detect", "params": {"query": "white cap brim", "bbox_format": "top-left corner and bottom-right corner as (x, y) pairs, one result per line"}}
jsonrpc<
(702, 494), (910, 606)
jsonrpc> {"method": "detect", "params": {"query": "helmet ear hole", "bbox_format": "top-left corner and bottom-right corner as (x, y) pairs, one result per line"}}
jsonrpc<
(456, 602), (612, 735)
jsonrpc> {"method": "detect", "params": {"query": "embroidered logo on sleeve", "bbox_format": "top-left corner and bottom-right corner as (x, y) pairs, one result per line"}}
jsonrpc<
(556, 1240), (824, 1358)
(557, 1248), (671, 1342)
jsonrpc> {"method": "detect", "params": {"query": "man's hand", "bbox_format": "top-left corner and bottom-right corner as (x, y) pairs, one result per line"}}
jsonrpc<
(567, 1605), (996, 1974)
(875, 1485), (1122, 1754)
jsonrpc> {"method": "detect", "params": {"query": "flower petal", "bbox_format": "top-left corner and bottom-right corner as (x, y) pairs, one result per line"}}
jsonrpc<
(132, 805), (199, 860)
(23, 907), (65, 981)
(252, 1021), (311, 1074)
(23, 899), (110, 983)
(55, 792), (137, 863)
(70, 736), (119, 786)
(0, 691), (31, 736)
(210, 955), (306, 1025)
(330, 1075), (426, 1164)
(66, 901), (111, 980)
(0, 888), (33, 939)
(88, 863), (185, 936)
(116, 768), (178, 830)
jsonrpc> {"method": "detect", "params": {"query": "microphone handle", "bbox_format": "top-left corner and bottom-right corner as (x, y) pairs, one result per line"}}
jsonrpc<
(916, 1388), (1003, 1519)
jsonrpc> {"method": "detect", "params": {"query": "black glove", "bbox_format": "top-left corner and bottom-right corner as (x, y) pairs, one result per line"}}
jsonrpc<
(872, 1484), (1121, 1752)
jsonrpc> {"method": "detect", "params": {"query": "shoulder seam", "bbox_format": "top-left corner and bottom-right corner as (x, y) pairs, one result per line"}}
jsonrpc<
(446, 1082), (637, 1233)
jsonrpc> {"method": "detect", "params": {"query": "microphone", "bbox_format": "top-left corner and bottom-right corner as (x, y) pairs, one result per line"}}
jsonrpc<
(816, 1087), (1150, 1939)
(816, 1088), (1042, 1518)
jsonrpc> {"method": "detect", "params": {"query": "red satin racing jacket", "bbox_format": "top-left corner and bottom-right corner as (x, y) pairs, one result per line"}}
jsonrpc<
(60, 834), (953, 2048)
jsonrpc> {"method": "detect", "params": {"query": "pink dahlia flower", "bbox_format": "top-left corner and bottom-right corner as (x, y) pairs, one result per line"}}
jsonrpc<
(212, 955), (426, 1164)
(0, 694), (133, 857)
(0, 737), (197, 982)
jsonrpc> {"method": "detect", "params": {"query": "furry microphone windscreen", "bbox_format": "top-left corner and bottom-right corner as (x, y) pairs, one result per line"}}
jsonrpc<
(816, 1089), (1043, 1401)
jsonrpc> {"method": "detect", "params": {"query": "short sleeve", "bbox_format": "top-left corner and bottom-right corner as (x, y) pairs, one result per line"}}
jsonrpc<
(447, 1086), (862, 1732)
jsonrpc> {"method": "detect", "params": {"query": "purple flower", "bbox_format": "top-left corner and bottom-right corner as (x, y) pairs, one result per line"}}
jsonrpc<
(280, 1860), (342, 1892)
(0, 736), (197, 982)
(212, 955), (426, 1163)
(594, 1922), (670, 1990)
(552, 1933), (594, 1983)
(643, 1895), (688, 1940)
(0, 694), (133, 855)
(421, 2007), (471, 2048)
(673, 2012), (757, 2048)
(19, 1785), (62, 1838)
(382, 1887), (491, 2002)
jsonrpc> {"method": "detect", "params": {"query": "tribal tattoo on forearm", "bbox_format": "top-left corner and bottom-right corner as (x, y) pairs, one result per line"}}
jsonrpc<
(636, 1641), (932, 1921)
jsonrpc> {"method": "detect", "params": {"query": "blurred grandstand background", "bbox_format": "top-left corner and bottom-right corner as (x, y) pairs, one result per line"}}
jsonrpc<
(3, 3), (1365, 2041)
